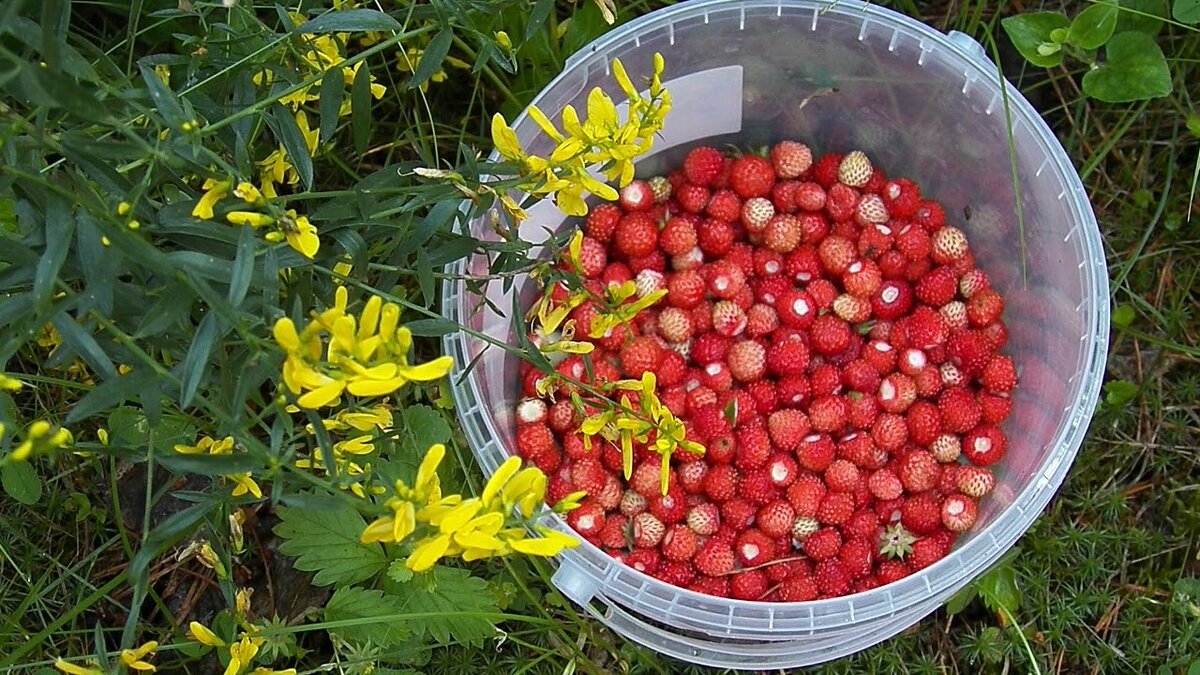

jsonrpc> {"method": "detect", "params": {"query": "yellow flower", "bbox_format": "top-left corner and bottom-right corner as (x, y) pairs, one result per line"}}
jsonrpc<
(277, 210), (319, 259)
(230, 509), (246, 554)
(53, 659), (104, 675)
(188, 620), (226, 647)
(233, 182), (266, 205)
(10, 420), (73, 461)
(226, 211), (275, 228)
(0, 373), (24, 391)
(224, 635), (263, 675)
(174, 435), (235, 455)
(229, 472), (263, 499)
(494, 30), (512, 51)
(507, 526), (579, 556)
(236, 587), (253, 618)
(361, 497), (416, 544)
(193, 178), (231, 219)
(250, 669), (298, 675)
(119, 640), (159, 672)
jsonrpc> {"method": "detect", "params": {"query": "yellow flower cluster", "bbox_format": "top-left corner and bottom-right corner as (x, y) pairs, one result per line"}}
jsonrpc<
(361, 444), (580, 572)
(193, 176), (320, 259)
(257, 17), (387, 112)
(581, 372), (705, 495)
(272, 286), (454, 409)
(491, 54), (671, 217)
(2, 420), (73, 463)
(395, 41), (470, 91)
(54, 640), (159, 674)
(297, 404), (392, 497)
(188, 622), (296, 675)
(174, 435), (262, 500)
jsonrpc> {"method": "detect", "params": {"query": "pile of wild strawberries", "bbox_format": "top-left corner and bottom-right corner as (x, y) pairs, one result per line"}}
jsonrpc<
(513, 142), (1017, 601)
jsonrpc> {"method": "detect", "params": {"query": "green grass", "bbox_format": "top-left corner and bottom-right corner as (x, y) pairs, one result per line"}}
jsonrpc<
(2, 0), (1199, 673)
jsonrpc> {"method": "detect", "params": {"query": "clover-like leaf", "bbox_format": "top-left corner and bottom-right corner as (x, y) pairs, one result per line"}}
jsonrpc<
(1082, 31), (1173, 102)
(1002, 12), (1071, 68)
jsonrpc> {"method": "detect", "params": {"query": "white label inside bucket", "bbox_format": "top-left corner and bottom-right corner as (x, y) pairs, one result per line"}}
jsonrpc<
(620, 65), (745, 149)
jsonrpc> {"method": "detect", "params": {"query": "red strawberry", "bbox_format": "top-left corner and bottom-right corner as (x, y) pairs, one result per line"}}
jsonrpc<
(839, 537), (874, 579)
(882, 179), (921, 219)
(547, 398), (579, 434)
(730, 569), (769, 600)
(706, 189), (742, 222)
(816, 491), (855, 525)
(657, 560), (697, 587)
(825, 183), (859, 222)
(870, 413), (909, 452)
(735, 528), (777, 566)
(721, 498), (758, 531)
(584, 203), (621, 243)
(962, 424), (1007, 466)
(729, 155), (776, 198)
(771, 140), (813, 179)
(899, 450), (940, 493)
(659, 217), (698, 256)
(765, 453), (799, 488)
(619, 337), (663, 378)
(810, 315), (852, 355)
(814, 559), (851, 596)
(793, 181), (827, 211)
(767, 409), (811, 451)
(613, 213), (658, 259)
(683, 146), (725, 186)
(980, 354), (1018, 392)
(733, 424), (772, 470)
(690, 575), (730, 598)
(649, 487), (687, 524)
(742, 196), (776, 232)
(786, 474), (827, 516)
(739, 469), (780, 506)
(941, 493), (978, 532)
(915, 266), (959, 307)
(957, 465), (996, 498)
(667, 270), (706, 309)
(691, 333), (731, 366)
(696, 218), (735, 256)
(817, 235), (856, 276)
(676, 460), (709, 496)
(808, 396), (848, 434)
(912, 200), (946, 232)
(863, 340), (898, 374)
(703, 464), (739, 501)
(837, 150), (873, 187)
(693, 539), (736, 576)
(967, 289), (1005, 326)
(939, 387), (982, 433)
(776, 375), (811, 409)
(619, 179), (654, 212)
(824, 459), (860, 493)
(516, 423), (558, 460)
(846, 395), (883, 433)
(765, 338), (809, 377)
(900, 493), (942, 535)
(626, 547), (660, 575)
(757, 500), (796, 539)
(600, 513), (630, 549)
(867, 468), (903, 500)
(676, 183), (711, 214)
(661, 523), (699, 562)
(567, 502), (606, 539)
(839, 432), (884, 469)
(908, 536), (950, 570)
(877, 559), (912, 584)
(803, 527), (842, 561)
(570, 235), (608, 278)
(745, 304), (780, 339)
(979, 391), (1013, 424)
(775, 290), (817, 329)
(905, 401), (942, 446)
(777, 575), (819, 602)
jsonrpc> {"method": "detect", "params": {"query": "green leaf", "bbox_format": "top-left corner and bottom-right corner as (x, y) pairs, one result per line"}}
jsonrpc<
(270, 104), (314, 191)
(1116, 0), (1169, 34)
(2, 461), (42, 505)
(351, 60), (373, 155)
(295, 8), (402, 34)
(403, 318), (457, 337)
(228, 224), (255, 306)
(157, 452), (260, 475)
(137, 61), (185, 126)
(52, 312), (118, 380)
(1067, 4), (1118, 49)
(1001, 12), (1071, 68)
(1082, 31), (1173, 102)
(179, 312), (220, 408)
(525, 0), (555, 41)
(66, 370), (156, 425)
(387, 560), (414, 584)
(944, 584), (977, 615)
(1111, 304), (1136, 328)
(33, 197), (74, 313)
(318, 66), (345, 144)
(1175, 0), (1200, 23)
(976, 562), (1022, 614)
(1188, 660), (1200, 675)
(1105, 379), (1141, 406)
(274, 505), (387, 586)
(1188, 115), (1200, 138)
(416, 248), (434, 306)
(389, 566), (499, 646)
(409, 28), (454, 90)
(396, 405), (451, 458)
(324, 586), (413, 646)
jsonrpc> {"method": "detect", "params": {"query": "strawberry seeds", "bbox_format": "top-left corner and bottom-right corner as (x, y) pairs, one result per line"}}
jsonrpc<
(514, 142), (1016, 601)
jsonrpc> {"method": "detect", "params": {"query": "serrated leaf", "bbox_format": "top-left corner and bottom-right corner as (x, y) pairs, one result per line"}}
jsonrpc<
(351, 60), (373, 155)
(977, 563), (1022, 614)
(396, 404), (451, 458)
(1082, 31), (1173, 102)
(296, 8), (401, 34)
(270, 104), (314, 191)
(409, 28), (454, 90)
(387, 560), (414, 583)
(324, 586), (412, 646)
(1067, 4), (1118, 49)
(318, 66), (345, 143)
(1002, 12), (1071, 68)
(2, 461), (42, 505)
(1175, 0), (1200, 23)
(390, 566), (499, 646)
(274, 505), (387, 586)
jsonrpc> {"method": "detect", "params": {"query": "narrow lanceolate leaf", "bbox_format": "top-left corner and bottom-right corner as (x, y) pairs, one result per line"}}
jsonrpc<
(324, 586), (413, 646)
(33, 197), (74, 312)
(295, 8), (401, 34)
(409, 28), (453, 90)
(351, 61), (373, 155)
(227, 224), (255, 306)
(318, 66), (345, 143)
(274, 505), (387, 586)
(179, 311), (220, 408)
(270, 104), (314, 191)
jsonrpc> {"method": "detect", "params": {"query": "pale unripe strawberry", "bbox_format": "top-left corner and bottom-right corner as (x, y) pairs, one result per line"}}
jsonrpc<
(838, 150), (873, 188)
(771, 140), (814, 179)
(930, 434), (962, 463)
(727, 339), (767, 382)
(635, 269), (665, 298)
(620, 490), (649, 516)
(792, 516), (821, 541)
(657, 307), (694, 343)
(833, 293), (871, 323)
(712, 300), (748, 337)
(742, 197), (775, 233)
(940, 301), (969, 331)
(957, 465), (996, 498)
(931, 226), (969, 263)
(648, 175), (672, 204)
(940, 362), (964, 387)
(855, 193), (889, 225)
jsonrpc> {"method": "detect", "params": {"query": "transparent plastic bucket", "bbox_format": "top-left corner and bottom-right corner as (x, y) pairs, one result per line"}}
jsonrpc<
(442, 0), (1108, 668)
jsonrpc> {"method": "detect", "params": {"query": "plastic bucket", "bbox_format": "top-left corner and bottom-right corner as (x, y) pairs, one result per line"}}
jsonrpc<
(442, 0), (1108, 668)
